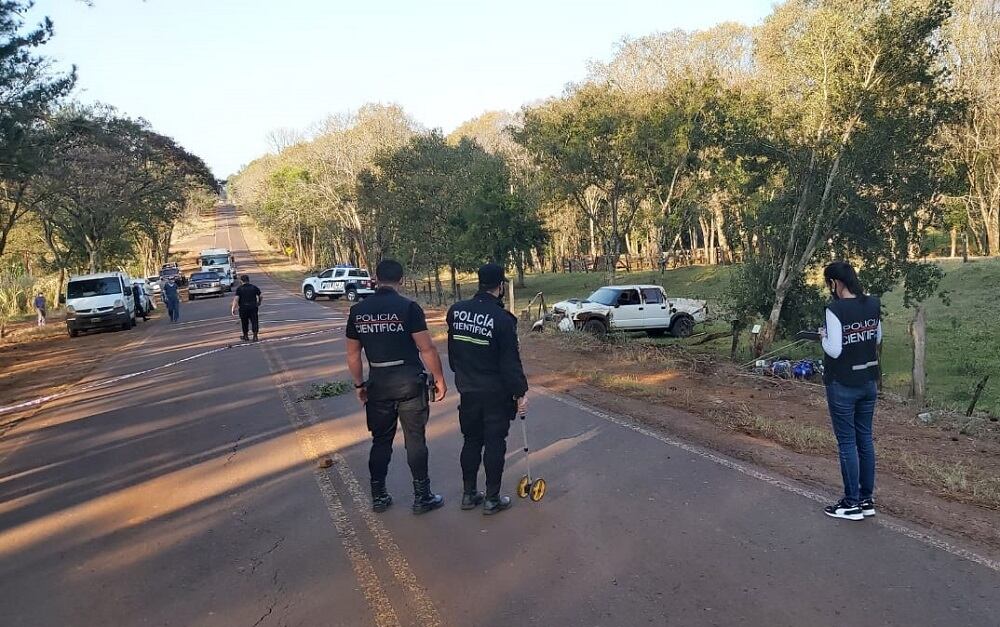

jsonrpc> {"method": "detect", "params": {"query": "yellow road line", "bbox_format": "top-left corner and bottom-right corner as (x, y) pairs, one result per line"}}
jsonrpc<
(268, 348), (444, 627)
(262, 345), (400, 627)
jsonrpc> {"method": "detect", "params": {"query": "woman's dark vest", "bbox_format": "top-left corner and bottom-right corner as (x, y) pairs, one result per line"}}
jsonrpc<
(824, 296), (881, 387)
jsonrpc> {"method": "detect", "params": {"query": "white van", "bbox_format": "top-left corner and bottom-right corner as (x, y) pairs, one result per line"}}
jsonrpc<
(62, 271), (137, 337)
(198, 248), (236, 291)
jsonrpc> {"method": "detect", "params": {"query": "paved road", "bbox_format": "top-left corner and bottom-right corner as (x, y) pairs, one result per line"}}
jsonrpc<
(2, 207), (999, 626)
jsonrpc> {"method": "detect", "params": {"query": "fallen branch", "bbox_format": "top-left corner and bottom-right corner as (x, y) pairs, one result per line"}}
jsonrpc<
(693, 331), (733, 345)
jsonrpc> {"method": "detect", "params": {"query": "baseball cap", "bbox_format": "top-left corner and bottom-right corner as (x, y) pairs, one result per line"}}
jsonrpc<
(478, 263), (507, 287)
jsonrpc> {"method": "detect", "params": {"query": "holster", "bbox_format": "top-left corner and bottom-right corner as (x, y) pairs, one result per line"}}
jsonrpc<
(366, 364), (426, 406)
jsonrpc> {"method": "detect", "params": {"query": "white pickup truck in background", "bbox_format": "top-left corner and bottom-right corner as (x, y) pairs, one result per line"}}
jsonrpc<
(551, 284), (708, 337)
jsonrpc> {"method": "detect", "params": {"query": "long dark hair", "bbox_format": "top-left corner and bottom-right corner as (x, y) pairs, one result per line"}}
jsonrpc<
(823, 261), (867, 300)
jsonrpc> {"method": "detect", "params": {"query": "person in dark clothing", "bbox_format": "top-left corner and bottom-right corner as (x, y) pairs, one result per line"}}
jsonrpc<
(819, 261), (882, 521)
(162, 278), (180, 322)
(231, 274), (262, 341)
(346, 259), (448, 515)
(131, 285), (147, 321)
(447, 263), (529, 515)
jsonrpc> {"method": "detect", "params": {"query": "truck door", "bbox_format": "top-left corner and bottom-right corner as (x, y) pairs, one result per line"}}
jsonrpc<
(612, 288), (644, 330)
(641, 287), (670, 329)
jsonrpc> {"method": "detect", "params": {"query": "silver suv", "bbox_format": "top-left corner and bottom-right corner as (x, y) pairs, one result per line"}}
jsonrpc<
(188, 271), (225, 300)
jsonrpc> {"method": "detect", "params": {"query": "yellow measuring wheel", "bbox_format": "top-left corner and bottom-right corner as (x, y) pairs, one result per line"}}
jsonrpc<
(516, 413), (546, 502)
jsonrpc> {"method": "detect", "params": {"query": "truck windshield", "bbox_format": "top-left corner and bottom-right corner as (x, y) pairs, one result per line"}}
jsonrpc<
(191, 273), (221, 281)
(201, 255), (229, 266)
(68, 277), (123, 298)
(586, 288), (620, 306)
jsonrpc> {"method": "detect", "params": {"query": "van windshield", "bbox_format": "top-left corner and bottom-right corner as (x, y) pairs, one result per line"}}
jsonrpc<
(68, 277), (123, 298)
(201, 255), (229, 266)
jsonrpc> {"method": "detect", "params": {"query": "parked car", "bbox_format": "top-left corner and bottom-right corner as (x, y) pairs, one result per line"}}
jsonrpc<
(551, 285), (708, 337)
(301, 265), (374, 302)
(146, 275), (162, 297)
(187, 271), (225, 300)
(159, 265), (187, 287)
(132, 279), (156, 315)
(61, 271), (138, 337)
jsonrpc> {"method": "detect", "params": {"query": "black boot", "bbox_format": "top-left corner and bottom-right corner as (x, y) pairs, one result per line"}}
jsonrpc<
(411, 478), (444, 515)
(371, 480), (392, 513)
(461, 481), (484, 511)
(482, 489), (512, 516)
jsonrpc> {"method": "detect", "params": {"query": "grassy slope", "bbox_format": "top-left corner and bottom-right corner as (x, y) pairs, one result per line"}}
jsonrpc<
(512, 259), (1000, 415)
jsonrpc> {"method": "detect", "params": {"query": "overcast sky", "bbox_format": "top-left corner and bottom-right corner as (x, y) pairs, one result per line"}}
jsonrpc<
(31, 0), (775, 178)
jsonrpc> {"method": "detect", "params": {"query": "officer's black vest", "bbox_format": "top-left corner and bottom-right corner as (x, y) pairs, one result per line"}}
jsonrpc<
(824, 296), (881, 387)
(349, 288), (423, 368)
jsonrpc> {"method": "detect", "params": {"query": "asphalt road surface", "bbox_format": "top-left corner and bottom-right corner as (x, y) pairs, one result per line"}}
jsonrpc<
(2, 207), (999, 627)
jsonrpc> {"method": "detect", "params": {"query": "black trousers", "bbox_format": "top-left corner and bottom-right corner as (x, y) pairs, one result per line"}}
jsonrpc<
(366, 369), (429, 483)
(239, 306), (259, 337)
(459, 394), (515, 496)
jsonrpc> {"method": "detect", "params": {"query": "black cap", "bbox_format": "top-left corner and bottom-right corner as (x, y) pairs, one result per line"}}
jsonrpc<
(477, 263), (507, 287)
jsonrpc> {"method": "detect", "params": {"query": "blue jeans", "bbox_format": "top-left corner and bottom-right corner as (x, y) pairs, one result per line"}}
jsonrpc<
(165, 298), (180, 322)
(825, 380), (877, 505)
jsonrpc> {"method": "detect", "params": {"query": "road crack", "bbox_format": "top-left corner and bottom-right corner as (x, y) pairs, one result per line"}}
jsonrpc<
(249, 536), (286, 574)
(225, 433), (246, 465)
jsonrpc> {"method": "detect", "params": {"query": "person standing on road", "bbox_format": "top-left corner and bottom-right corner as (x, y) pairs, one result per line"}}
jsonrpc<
(446, 263), (529, 516)
(346, 259), (448, 515)
(231, 274), (262, 342)
(131, 285), (148, 322)
(34, 293), (46, 327)
(162, 278), (181, 323)
(819, 260), (882, 521)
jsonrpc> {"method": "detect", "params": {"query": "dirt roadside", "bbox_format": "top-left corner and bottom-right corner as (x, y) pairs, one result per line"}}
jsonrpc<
(242, 214), (1000, 556)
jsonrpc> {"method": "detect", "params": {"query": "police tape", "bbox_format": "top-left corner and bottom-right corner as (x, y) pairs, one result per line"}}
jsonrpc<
(0, 327), (338, 418)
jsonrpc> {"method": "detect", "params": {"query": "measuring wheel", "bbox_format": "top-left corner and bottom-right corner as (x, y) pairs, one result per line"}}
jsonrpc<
(517, 413), (547, 503)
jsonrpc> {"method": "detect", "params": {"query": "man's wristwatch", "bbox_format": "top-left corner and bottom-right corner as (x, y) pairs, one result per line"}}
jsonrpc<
(354, 381), (367, 389)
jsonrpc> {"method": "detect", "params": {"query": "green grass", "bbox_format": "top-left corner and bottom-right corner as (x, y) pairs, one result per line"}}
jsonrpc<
(511, 259), (1000, 415)
(511, 265), (735, 307)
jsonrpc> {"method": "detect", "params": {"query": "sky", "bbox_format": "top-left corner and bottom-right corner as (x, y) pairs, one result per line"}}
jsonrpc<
(31, 0), (776, 178)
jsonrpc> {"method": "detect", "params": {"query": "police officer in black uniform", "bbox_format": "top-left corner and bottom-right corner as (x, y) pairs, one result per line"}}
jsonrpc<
(231, 274), (262, 341)
(447, 263), (528, 515)
(346, 259), (448, 515)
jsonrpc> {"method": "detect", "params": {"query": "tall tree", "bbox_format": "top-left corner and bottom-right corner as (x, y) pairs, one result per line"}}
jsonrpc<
(34, 108), (216, 272)
(516, 84), (646, 282)
(0, 0), (75, 257)
(742, 0), (956, 349)
(943, 0), (1000, 255)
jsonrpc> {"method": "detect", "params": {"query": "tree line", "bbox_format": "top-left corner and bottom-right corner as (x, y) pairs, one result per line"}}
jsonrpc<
(0, 0), (217, 333)
(230, 0), (993, 349)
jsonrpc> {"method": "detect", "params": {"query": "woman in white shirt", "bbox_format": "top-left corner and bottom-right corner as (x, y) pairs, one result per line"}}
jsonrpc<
(819, 261), (882, 521)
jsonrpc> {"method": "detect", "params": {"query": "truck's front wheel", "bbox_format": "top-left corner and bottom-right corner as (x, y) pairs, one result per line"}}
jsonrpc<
(582, 318), (607, 335)
(670, 315), (694, 338)
(304, 285), (316, 300)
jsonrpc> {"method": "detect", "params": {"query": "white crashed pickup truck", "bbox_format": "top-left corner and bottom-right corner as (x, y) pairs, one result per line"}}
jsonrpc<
(551, 284), (708, 337)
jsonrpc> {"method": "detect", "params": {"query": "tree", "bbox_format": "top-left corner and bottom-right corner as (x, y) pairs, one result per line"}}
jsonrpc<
(739, 0), (957, 349)
(0, 0), (75, 258)
(33, 108), (216, 273)
(516, 84), (646, 283)
(943, 0), (1000, 255)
